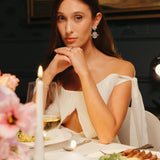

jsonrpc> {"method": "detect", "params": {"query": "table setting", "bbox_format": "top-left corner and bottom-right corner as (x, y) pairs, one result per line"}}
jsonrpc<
(0, 66), (160, 160)
(29, 127), (160, 160)
(28, 66), (160, 160)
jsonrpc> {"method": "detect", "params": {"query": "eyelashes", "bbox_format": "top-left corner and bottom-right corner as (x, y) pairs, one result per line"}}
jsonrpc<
(57, 15), (83, 22)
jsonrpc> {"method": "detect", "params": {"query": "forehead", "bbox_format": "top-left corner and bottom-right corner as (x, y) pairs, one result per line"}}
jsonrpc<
(58, 0), (91, 14)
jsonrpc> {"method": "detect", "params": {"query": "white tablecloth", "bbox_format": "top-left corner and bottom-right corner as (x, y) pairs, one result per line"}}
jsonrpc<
(45, 142), (132, 160)
(31, 128), (160, 160)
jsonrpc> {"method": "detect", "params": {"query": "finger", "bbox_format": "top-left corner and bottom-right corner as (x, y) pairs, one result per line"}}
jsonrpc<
(54, 47), (74, 56)
(69, 46), (74, 52)
(62, 55), (72, 64)
(56, 53), (72, 63)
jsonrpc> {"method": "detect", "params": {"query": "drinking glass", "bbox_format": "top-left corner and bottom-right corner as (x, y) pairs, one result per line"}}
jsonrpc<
(26, 81), (36, 103)
(26, 81), (61, 138)
(43, 82), (61, 138)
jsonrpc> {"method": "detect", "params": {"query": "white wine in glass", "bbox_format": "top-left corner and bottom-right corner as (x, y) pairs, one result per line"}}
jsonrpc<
(43, 82), (61, 138)
(43, 115), (61, 131)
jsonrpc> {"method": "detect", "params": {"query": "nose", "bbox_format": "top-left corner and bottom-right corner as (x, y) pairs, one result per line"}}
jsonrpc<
(65, 21), (73, 35)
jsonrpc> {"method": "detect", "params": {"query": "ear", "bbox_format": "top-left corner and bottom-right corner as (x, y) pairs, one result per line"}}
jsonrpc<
(92, 12), (102, 28)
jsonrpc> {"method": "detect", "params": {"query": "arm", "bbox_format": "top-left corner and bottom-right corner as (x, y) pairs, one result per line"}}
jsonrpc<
(42, 53), (71, 110)
(79, 67), (134, 144)
(54, 47), (135, 144)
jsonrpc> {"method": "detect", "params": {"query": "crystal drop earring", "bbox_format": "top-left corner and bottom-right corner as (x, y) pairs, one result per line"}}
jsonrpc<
(91, 26), (99, 39)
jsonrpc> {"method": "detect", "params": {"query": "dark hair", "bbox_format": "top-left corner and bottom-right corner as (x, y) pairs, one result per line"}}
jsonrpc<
(45, 0), (121, 68)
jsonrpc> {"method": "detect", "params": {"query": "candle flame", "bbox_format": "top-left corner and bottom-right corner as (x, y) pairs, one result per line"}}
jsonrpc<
(38, 65), (43, 78)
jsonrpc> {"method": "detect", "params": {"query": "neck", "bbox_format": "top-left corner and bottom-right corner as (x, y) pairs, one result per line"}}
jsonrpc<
(82, 40), (98, 61)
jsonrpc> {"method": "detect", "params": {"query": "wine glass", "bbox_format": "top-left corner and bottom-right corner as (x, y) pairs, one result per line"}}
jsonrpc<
(26, 81), (36, 103)
(26, 81), (61, 139)
(43, 82), (61, 138)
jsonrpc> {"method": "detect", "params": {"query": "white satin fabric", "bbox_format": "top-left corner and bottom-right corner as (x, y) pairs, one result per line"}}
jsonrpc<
(45, 74), (149, 146)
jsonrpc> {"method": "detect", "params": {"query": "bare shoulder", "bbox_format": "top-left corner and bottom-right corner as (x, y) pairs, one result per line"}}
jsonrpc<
(96, 53), (135, 78)
(114, 58), (135, 77)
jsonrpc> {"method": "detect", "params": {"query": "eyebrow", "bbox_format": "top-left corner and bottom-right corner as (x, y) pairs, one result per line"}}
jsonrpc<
(57, 11), (85, 15)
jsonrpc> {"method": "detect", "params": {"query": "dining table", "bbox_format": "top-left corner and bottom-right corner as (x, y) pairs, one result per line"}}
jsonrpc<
(28, 128), (160, 160)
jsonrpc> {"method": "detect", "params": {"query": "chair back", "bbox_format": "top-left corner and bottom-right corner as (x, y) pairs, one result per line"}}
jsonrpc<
(118, 108), (160, 149)
(118, 108), (131, 145)
(145, 110), (160, 150)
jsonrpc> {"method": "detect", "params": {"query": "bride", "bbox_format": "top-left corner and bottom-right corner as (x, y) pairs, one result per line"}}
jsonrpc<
(41, 0), (148, 146)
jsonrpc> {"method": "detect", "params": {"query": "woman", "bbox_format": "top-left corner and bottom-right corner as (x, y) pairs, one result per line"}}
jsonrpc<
(42, 0), (148, 145)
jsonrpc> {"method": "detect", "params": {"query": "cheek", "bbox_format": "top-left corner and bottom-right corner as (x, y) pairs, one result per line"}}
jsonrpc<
(57, 24), (64, 37)
(78, 23), (92, 38)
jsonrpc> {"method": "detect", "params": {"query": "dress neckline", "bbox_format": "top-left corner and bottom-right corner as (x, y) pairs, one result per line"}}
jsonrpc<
(61, 73), (134, 93)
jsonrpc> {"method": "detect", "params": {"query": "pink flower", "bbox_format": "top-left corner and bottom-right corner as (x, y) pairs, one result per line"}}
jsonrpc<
(0, 85), (20, 138)
(7, 143), (31, 160)
(0, 136), (19, 160)
(15, 143), (32, 160)
(0, 73), (19, 91)
(0, 136), (32, 160)
(0, 82), (17, 99)
(0, 80), (36, 160)
(15, 102), (36, 135)
(0, 84), (36, 138)
(0, 138), (10, 160)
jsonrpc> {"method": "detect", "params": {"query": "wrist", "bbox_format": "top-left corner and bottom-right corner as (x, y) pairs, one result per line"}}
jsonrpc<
(42, 69), (56, 86)
(78, 68), (90, 79)
(43, 83), (49, 89)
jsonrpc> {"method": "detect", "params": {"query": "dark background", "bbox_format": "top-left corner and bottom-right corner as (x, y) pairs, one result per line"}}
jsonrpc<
(0, 1), (160, 117)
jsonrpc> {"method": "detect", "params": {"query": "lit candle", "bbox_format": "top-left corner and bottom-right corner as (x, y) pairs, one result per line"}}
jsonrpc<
(34, 65), (44, 160)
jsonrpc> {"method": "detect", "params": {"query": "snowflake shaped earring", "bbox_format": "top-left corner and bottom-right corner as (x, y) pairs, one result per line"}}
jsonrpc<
(91, 26), (99, 39)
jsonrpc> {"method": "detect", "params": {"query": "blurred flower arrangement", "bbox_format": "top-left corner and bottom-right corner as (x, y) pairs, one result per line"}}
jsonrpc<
(0, 71), (36, 160)
(0, 70), (19, 91)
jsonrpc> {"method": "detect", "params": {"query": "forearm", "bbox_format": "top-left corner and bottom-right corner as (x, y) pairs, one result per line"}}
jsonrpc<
(42, 69), (57, 110)
(79, 71), (116, 143)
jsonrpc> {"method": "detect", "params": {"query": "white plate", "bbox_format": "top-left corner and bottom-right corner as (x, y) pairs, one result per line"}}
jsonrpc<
(86, 150), (160, 160)
(146, 150), (160, 158)
(22, 129), (72, 147)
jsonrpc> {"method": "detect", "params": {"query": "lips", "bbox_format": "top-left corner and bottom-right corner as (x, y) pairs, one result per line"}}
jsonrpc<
(65, 37), (77, 43)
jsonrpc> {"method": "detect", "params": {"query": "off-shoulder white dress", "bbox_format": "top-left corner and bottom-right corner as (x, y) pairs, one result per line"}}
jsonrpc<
(45, 74), (149, 146)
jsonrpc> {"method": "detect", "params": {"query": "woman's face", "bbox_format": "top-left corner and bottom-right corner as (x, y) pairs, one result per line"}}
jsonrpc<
(57, 0), (94, 48)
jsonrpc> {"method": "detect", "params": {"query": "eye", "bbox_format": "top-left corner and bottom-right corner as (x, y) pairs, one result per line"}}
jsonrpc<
(74, 15), (83, 22)
(57, 15), (65, 22)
